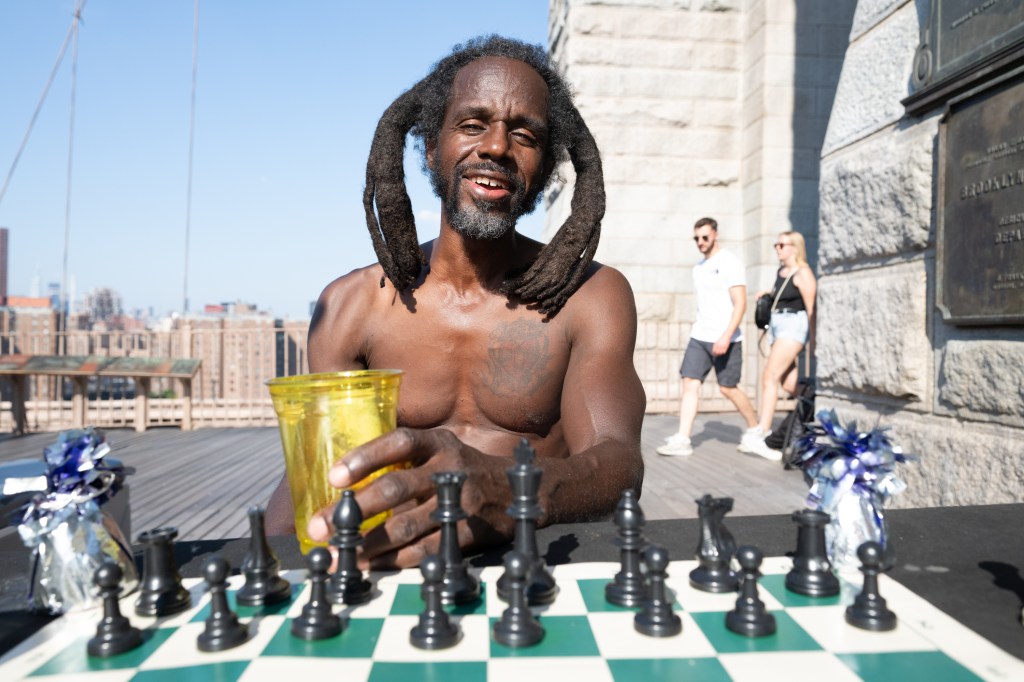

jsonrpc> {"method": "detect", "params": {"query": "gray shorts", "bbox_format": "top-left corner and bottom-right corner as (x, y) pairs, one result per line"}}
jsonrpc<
(679, 338), (743, 387)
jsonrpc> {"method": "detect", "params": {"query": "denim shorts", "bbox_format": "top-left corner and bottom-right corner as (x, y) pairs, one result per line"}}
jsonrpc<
(769, 310), (809, 345)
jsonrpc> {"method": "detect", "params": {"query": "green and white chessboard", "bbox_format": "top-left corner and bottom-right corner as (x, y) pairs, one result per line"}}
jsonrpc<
(2, 557), (1021, 681)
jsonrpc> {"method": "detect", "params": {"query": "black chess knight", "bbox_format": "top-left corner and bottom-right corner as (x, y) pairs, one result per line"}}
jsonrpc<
(689, 494), (738, 593)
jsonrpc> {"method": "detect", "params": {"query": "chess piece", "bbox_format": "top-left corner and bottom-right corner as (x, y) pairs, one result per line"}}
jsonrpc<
(197, 555), (249, 652)
(410, 555), (461, 650)
(135, 527), (191, 617)
(326, 490), (373, 606)
(845, 541), (897, 631)
(496, 439), (557, 606)
(87, 562), (143, 657)
(493, 550), (544, 647)
(292, 547), (343, 640)
(605, 489), (648, 607)
(785, 509), (840, 597)
(236, 505), (292, 607)
(689, 494), (739, 593)
(726, 545), (777, 637)
(432, 471), (481, 604)
(634, 545), (682, 637)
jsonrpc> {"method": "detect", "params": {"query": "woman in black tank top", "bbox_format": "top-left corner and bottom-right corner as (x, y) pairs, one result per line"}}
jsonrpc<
(739, 231), (817, 460)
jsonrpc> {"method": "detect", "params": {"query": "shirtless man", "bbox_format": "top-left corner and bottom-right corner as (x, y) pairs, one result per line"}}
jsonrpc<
(265, 36), (645, 568)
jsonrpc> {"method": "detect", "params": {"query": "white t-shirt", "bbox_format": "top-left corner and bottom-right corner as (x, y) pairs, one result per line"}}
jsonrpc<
(690, 248), (746, 343)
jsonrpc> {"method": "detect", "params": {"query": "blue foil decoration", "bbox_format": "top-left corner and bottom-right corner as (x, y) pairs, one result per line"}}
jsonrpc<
(17, 428), (137, 613)
(792, 409), (914, 567)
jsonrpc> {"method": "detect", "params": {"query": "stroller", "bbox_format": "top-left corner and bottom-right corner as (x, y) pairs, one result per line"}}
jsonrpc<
(764, 378), (815, 469)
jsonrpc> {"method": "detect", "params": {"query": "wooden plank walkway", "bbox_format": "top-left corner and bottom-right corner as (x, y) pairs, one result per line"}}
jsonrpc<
(0, 414), (809, 542)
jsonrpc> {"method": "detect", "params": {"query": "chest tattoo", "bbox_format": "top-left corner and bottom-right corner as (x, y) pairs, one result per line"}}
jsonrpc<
(482, 320), (555, 397)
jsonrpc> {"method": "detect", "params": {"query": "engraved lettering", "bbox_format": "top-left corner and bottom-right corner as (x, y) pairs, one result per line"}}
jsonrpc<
(959, 167), (1024, 200)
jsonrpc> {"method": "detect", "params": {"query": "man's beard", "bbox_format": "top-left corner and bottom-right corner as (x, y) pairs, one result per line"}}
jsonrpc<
(430, 159), (540, 240)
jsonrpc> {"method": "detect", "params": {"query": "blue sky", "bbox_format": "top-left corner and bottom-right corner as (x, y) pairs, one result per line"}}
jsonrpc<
(0, 1), (549, 320)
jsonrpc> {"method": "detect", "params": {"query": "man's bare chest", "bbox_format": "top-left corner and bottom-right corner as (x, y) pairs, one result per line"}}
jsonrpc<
(365, 310), (569, 436)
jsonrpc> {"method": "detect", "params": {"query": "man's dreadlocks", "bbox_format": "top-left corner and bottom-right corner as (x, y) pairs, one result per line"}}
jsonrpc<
(363, 35), (604, 317)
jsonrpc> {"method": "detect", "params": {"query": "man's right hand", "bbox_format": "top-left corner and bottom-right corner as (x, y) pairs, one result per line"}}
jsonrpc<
(305, 427), (515, 569)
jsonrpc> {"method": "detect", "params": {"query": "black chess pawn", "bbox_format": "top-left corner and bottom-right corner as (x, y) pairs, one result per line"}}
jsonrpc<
(493, 551), (544, 647)
(726, 545), (777, 637)
(496, 439), (557, 606)
(410, 555), (461, 650)
(605, 489), (648, 607)
(236, 506), (291, 607)
(634, 545), (682, 637)
(326, 490), (373, 606)
(87, 562), (143, 658)
(197, 555), (249, 652)
(135, 527), (191, 617)
(845, 541), (897, 631)
(689, 494), (739, 593)
(785, 509), (840, 597)
(292, 547), (343, 640)
(432, 471), (481, 605)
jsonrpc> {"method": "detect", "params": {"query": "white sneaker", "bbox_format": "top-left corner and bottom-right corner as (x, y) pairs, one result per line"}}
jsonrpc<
(737, 426), (765, 453)
(657, 433), (693, 457)
(744, 434), (783, 462)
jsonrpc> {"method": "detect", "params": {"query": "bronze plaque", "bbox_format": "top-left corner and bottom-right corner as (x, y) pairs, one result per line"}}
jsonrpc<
(915, 0), (1024, 88)
(938, 72), (1024, 325)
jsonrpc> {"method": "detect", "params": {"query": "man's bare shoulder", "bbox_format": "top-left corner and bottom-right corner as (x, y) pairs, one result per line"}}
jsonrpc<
(308, 263), (394, 370)
(561, 261), (637, 324)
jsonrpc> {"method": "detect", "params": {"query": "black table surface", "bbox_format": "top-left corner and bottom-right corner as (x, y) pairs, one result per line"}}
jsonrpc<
(2, 503), (1022, 661)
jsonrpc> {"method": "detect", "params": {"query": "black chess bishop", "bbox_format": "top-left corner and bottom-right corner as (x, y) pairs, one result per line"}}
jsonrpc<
(236, 505), (291, 607)
(326, 490), (373, 606)
(605, 488), (648, 608)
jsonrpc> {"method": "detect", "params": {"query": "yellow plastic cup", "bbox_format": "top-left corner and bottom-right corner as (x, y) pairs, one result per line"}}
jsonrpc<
(267, 370), (403, 554)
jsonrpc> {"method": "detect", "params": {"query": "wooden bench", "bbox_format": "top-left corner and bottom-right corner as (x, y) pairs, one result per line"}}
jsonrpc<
(0, 355), (202, 435)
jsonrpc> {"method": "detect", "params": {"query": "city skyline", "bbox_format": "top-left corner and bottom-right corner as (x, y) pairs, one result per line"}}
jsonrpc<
(0, 1), (548, 321)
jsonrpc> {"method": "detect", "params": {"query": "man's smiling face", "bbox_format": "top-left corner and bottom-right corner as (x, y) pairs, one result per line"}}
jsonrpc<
(428, 57), (550, 240)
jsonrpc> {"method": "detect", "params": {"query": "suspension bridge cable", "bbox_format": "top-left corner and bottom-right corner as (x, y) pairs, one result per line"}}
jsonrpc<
(59, 0), (85, 353)
(0, 1), (88, 206)
(183, 0), (200, 314)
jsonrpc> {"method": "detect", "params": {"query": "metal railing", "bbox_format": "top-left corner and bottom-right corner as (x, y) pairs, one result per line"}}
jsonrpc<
(0, 320), (790, 432)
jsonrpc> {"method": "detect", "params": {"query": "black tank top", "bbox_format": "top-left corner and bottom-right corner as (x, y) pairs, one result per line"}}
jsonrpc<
(772, 268), (805, 311)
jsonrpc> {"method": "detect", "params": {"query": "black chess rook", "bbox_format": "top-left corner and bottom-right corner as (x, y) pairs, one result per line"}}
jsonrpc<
(432, 471), (481, 605)
(726, 545), (777, 638)
(197, 555), (249, 652)
(326, 490), (373, 606)
(785, 509), (840, 597)
(605, 488), (648, 608)
(846, 541), (897, 631)
(236, 505), (291, 607)
(496, 439), (557, 606)
(135, 526), (191, 617)
(689, 494), (739, 593)
(87, 562), (143, 658)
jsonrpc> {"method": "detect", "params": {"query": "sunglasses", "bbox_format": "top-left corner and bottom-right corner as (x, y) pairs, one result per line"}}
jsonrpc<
(773, 242), (791, 249)
(693, 235), (712, 242)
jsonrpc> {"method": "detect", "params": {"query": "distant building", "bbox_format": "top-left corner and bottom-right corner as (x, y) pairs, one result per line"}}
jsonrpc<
(0, 227), (8, 305)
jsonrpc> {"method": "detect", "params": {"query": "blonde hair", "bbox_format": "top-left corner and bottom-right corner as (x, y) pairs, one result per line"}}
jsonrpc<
(781, 231), (807, 265)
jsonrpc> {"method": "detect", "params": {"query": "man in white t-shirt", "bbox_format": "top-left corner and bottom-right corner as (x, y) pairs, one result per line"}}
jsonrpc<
(657, 217), (759, 456)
